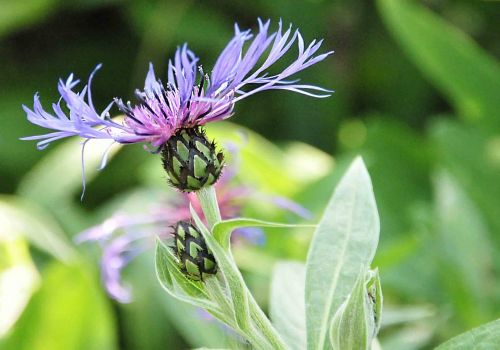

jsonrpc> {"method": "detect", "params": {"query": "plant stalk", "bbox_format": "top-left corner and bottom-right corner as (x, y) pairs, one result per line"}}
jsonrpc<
(197, 186), (222, 229)
(196, 185), (287, 350)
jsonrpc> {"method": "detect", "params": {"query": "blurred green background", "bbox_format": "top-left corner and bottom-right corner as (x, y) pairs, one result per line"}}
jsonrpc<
(1, 0), (500, 349)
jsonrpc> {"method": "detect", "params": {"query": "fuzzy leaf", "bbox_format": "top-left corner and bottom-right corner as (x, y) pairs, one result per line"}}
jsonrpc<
(435, 319), (500, 350)
(305, 157), (380, 350)
(270, 261), (307, 350)
(213, 218), (312, 250)
(154, 239), (222, 317)
(329, 271), (371, 350)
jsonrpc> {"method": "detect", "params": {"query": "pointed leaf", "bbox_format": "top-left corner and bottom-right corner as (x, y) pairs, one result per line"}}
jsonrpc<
(270, 261), (307, 350)
(154, 239), (222, 316)
(213, 218), (312, 250)
(305, 157), (380, 350)
(435, 319), (500, 350)
(329, 270), (371, 350)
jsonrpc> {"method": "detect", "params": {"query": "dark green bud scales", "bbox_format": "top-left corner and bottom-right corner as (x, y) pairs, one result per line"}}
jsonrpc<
(161, 127), (224, 192)
(173, 221), (218, 281)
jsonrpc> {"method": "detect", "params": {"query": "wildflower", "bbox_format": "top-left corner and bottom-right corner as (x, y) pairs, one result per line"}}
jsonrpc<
(76, 166), (310, 302)
(22, 19), (332, 191)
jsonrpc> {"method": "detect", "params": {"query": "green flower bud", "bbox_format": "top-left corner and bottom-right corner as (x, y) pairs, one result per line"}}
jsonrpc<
(173, 221), (218, 281)
(329, 269), (382, 350)
(161, 127), (224, 192)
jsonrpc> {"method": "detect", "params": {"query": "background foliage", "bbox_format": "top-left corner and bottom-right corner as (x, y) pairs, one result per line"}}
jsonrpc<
(1, 0), (499, 349)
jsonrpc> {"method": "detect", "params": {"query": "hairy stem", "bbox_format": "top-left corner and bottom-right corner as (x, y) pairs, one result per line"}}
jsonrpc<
(196, 185), (287, 350)
(197, 186), (222, 229)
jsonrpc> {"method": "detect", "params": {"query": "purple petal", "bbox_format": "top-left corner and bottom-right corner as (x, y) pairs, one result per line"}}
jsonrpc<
(215, 20), (333, 102)
(209, 27), (252, 94)
(22, 65), (138, 149)
(144, 63), (162, 93)
(100, 234), (147, 303)
(168, 45), (198, 105)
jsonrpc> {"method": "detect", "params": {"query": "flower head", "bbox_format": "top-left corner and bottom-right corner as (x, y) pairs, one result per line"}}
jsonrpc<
(22, 19), (332, 157)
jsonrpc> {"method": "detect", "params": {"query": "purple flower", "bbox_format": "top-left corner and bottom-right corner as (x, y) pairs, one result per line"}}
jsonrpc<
(22, 19), (332, 152)
(76, 167), (310, 302)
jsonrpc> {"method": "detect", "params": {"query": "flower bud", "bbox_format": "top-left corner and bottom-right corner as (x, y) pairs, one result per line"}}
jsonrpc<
(329, 269), (382, 350)
(173, 221), (217, 281)
(162, 127), (224, 192)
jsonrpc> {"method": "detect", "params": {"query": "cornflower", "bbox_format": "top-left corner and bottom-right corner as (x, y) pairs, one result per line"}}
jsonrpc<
(22, 19), (332, 192)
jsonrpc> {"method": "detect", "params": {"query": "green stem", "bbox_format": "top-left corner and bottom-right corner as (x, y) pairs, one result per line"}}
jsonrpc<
(196, 185), (287, 350)
(205, 276), (231, 314)
(249, 295), (286, 349)
(197, 186), (222, 229)
(205, 278), (271, 349)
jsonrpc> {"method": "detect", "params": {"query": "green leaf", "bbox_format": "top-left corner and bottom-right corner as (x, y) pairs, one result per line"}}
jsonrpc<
(212, 218), (313, 250)
(160, 295), (230, 349)
(121, 252), (222, 350)
(305, 157), (380, 350)
(191, 207), (287, 349)
(435, 319), (500, 350)
(433, 170), (493, 326)
(377, 0), (500, 127)
(155, 240), (174, 287)
(270, 261), (307, 350)
(154, 239), (223, 317)
(328, 269), (382, 350)
(0, 195), (75, 261)
(0, 236), (39, 338)
(329, 270), (371, 350)
(0, 262), (117, 350)
(156, 208), (286, 348)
